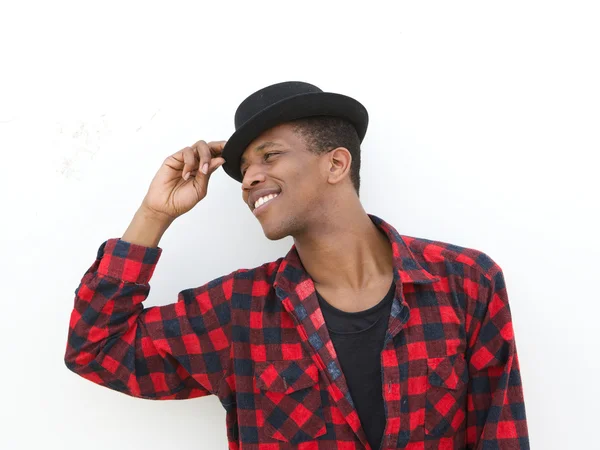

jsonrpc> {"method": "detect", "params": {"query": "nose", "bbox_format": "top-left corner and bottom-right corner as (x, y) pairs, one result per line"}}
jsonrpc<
(241, 165), (266, 190)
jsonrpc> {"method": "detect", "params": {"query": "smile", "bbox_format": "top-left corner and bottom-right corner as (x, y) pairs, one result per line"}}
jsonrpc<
(253, 193), (279, 216)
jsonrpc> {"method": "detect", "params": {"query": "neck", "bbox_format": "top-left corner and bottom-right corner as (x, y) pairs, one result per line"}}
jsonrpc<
(292, 201), (394, 292)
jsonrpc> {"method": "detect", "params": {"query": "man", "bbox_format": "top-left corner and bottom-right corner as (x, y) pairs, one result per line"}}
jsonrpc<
(65, 81), (529, 449)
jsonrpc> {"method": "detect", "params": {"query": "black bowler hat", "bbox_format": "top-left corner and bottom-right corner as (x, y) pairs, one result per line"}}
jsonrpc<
(221, 81), (369, 183)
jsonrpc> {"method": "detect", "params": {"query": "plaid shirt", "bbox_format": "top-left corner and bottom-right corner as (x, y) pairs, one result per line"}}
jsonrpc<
(65, 214), (529, 449)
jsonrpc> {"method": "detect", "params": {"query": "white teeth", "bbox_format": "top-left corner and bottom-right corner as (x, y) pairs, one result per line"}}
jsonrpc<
(254, 193), (279, 210)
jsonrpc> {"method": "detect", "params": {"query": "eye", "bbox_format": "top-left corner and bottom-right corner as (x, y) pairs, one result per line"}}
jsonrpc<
(242, 152), (280, 177)
(264, 152), (280, 160)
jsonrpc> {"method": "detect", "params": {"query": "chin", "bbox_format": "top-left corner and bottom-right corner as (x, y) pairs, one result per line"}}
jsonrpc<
(259, 214), (297, 241)
(258, 209), (306, 241)
(261, 225), (290, 241)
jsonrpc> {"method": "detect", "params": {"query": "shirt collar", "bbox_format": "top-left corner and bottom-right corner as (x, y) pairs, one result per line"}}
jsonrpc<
(274, 214), (440, 293)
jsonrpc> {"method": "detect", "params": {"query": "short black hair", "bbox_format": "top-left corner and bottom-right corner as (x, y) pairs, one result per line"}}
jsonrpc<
(290, 116), (361, 195)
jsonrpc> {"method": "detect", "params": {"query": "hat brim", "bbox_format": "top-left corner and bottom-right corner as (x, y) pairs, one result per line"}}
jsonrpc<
(221, 91), (369, 183)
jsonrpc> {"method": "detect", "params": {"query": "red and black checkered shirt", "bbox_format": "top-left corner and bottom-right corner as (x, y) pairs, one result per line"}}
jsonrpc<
(65, 214), (529, 449)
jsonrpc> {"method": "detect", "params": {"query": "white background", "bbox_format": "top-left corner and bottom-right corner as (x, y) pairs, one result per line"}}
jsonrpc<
(1, 1), (598, 449)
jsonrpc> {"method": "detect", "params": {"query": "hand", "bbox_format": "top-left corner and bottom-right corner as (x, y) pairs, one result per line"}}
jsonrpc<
(140, 140), (226, 220)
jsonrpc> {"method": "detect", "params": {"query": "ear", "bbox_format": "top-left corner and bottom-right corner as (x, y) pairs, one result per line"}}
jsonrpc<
(325, 147), (352, 186)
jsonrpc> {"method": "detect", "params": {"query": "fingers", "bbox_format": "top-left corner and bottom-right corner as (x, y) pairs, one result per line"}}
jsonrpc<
(175, 140), (227, 181)
(181, 146), (198, 180)
(191, 140), (212, 176)
(207, 140), (227, 157)
(193, 156), (225, 183)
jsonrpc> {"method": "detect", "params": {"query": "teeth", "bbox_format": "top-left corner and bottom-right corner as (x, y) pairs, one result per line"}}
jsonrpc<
(254, 193), (278, 210)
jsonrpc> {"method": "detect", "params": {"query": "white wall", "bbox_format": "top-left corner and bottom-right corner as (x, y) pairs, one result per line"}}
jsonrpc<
(1, 1), (598, 449)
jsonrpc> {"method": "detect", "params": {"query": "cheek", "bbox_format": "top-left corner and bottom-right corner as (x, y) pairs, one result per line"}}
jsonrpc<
(288, 159), (324, 186)
(280, 159), (324, 202)
(296, 181), (323, 208)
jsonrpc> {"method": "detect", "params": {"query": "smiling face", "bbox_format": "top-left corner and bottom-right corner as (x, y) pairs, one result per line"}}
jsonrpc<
(240, 122), (343, 240)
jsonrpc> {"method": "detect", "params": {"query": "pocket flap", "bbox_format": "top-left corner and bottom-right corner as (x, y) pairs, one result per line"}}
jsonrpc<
(255, 358), (319, 393)
(427, 353), (466, 390)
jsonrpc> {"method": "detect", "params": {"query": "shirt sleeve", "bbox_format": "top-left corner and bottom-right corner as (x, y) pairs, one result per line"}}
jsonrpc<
(465, 263), (530, 449)
(64, 238), (234, 401)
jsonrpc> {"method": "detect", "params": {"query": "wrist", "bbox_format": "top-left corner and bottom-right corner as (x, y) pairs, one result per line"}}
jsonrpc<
(122, 206), (174, 248)
(138, 204), (175, 226)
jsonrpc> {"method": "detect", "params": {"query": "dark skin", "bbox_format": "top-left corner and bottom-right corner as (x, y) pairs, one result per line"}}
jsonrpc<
(240, 123), (394, 313)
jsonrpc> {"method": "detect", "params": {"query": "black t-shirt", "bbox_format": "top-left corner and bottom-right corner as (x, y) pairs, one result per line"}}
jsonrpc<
(316, 281), (395, 450)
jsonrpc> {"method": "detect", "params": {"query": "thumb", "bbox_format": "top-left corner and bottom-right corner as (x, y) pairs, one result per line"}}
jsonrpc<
(208, 157), (226, 174)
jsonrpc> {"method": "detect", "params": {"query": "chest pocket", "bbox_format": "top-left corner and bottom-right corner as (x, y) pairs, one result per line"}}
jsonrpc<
(254, 357), (327, 444)
(425, 353), (468, 438)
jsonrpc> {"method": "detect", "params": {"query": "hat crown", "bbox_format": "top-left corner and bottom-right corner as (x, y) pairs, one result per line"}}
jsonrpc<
(234, 81), (323, 129)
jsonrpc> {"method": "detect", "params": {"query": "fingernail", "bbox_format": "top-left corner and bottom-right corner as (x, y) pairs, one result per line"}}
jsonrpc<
(202, 163), (208, 174)
(184, 172), (190, 180)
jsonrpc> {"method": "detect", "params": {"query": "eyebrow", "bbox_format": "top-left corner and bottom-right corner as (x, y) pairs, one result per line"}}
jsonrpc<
(240, 141), (284, 166)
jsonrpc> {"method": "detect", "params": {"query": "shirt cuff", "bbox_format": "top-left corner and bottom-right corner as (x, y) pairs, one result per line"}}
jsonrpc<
(96, 238), (163, 284)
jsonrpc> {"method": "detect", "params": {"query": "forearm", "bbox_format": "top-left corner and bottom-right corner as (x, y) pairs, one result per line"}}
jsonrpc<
(122, 206), (174, 248)
(467, 345), (528, 449)
(64, 239), (161, 390)
(64, 236), (229, 400)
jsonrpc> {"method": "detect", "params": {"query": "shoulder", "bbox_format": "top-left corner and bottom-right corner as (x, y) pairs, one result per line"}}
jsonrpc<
(400, 234), (503, 283)
(229, 257), (285, 282)
(180, 257), (285, 308)
(212, 257), (286, 301)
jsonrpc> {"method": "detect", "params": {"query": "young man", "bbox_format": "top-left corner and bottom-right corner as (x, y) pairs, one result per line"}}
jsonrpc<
(65, 81), (529, 449)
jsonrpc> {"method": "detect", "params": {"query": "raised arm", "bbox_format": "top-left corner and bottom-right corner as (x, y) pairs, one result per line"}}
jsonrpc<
(64, 140), (234, 400)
